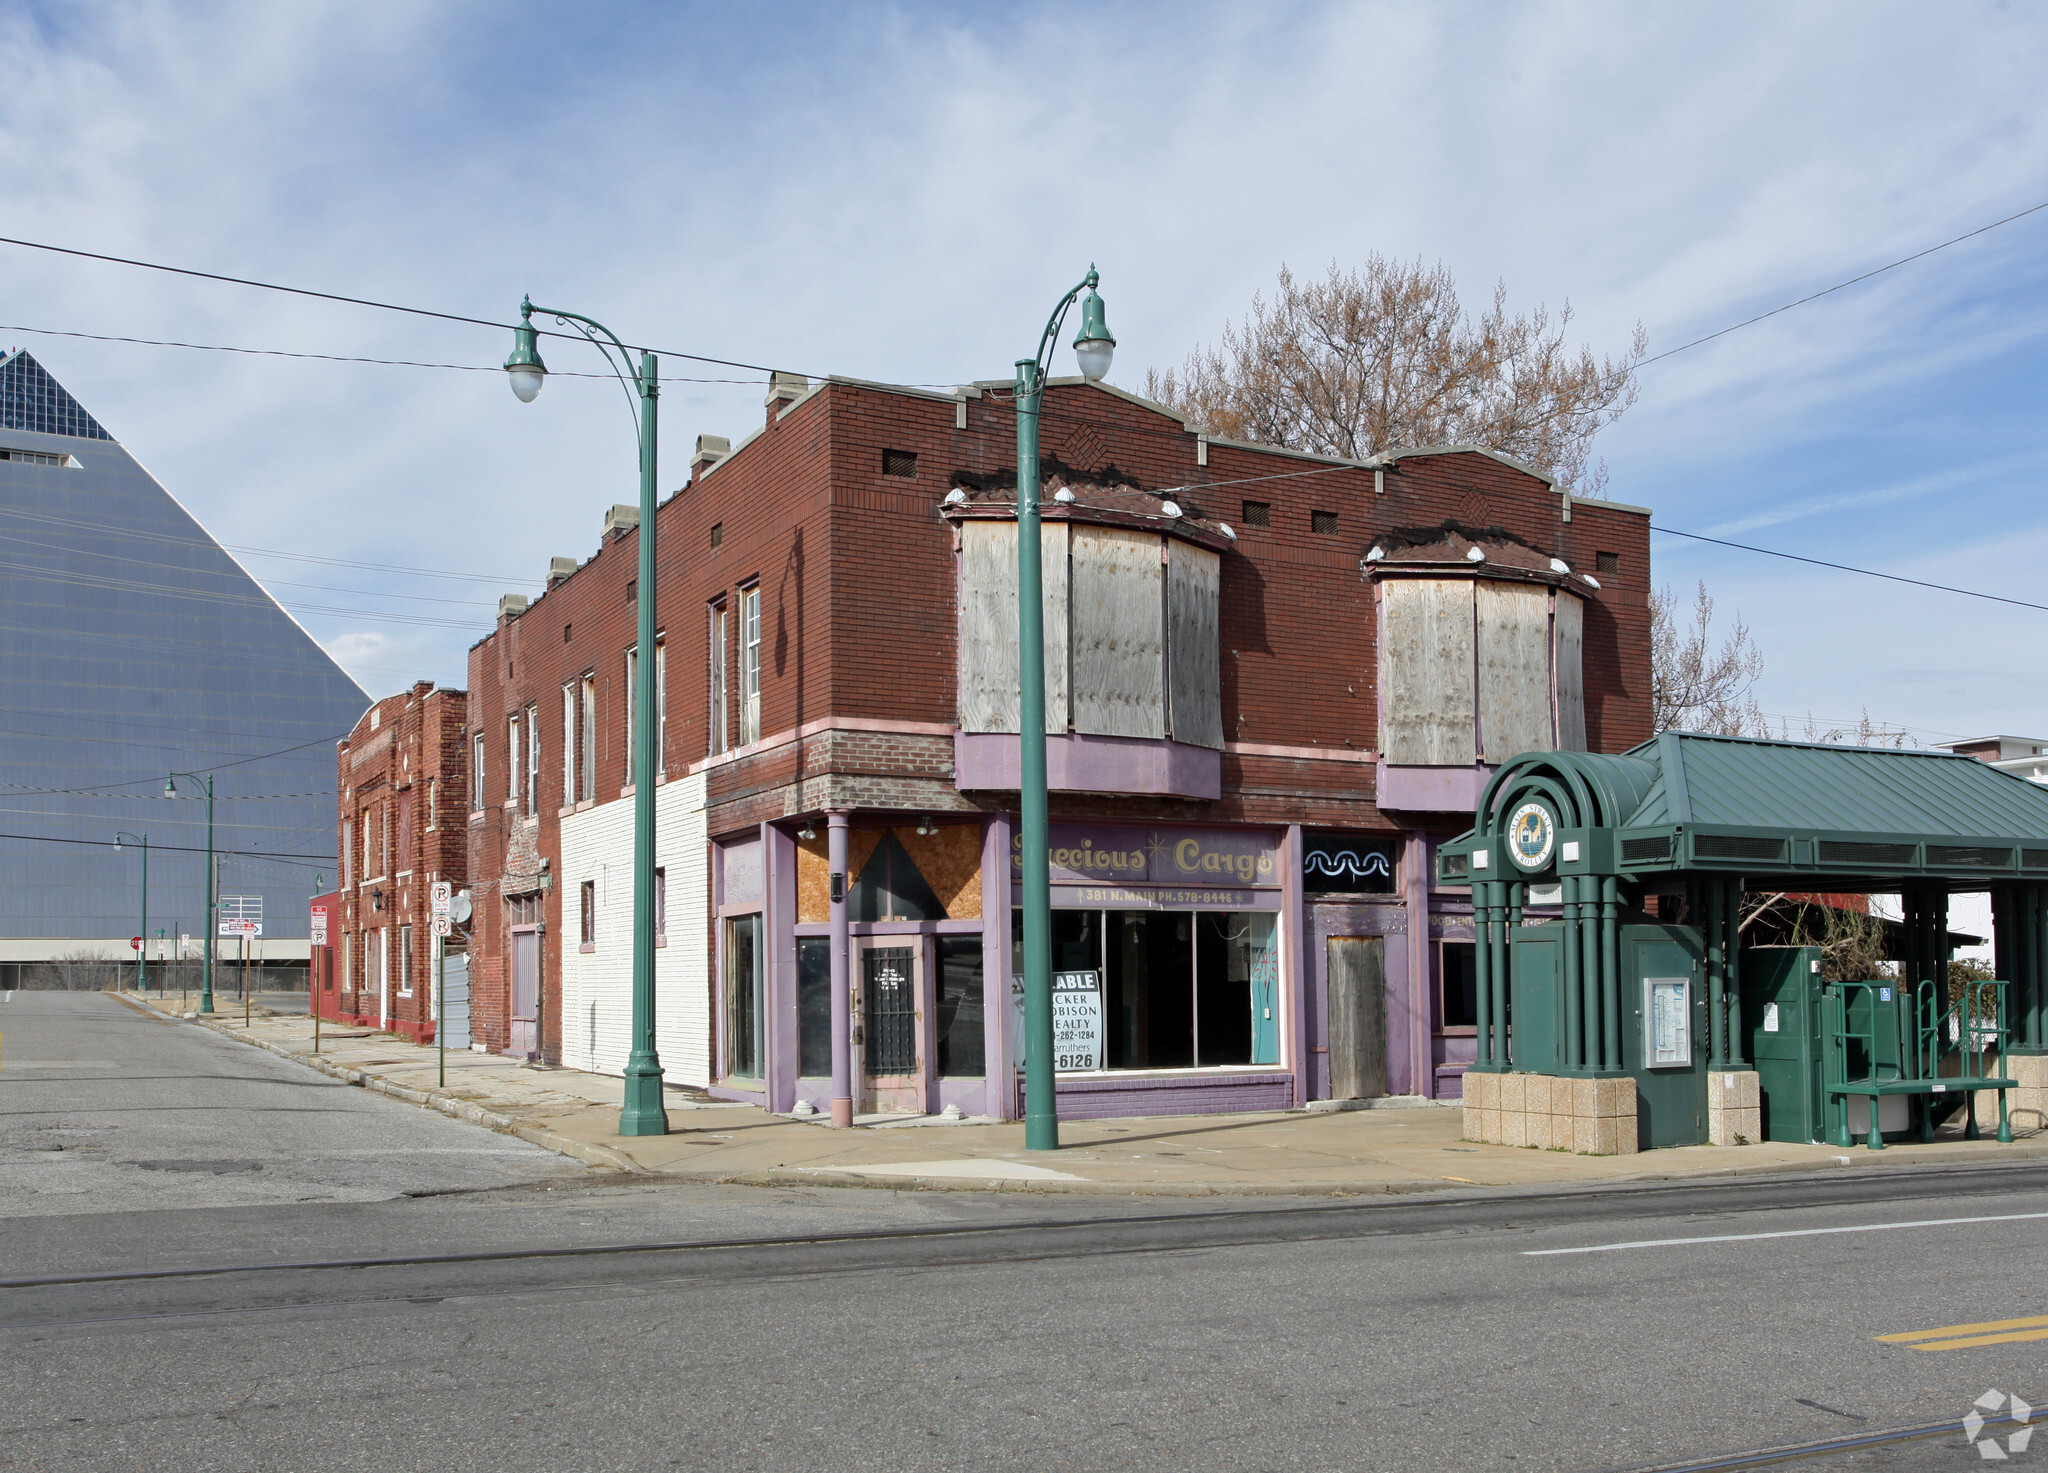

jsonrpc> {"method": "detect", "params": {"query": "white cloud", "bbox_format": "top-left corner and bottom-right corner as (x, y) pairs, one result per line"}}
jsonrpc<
(2, 0), (2044, 726)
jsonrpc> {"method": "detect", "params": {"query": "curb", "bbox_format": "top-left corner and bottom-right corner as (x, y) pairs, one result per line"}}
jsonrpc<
(126, 994), (647, 1175)
(114, 992), (2048, 1198)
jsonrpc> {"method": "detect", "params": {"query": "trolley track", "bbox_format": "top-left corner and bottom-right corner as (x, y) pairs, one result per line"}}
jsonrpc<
(6, 1158), (2047, 1337)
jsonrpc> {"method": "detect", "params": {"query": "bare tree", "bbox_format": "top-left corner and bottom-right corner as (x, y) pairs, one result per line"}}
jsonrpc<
(1144, 257), (1646, 493)
(1651, 579), (1767, 735)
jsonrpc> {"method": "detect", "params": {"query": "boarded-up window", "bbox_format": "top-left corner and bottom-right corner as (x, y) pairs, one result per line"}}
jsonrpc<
(1166, 539), (1222, 749)
(1380, 578), (1588, 765)
(1379, 580), (1477, 765)
(956, 519), (1068, 734)
(957, 520), (1219, 749)
(1477, 582), (1553, 764)
(1554, 592), (1586, 751)
(1071, 526), (1164, 740)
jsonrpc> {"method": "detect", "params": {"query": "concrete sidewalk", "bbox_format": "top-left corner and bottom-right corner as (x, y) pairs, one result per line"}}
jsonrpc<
(120, 989), (2048, 1196)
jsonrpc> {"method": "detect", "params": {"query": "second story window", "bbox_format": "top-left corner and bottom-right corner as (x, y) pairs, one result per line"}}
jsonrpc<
(525, 703), (540, 814)
(740, 585), (762, 745)
(956, 520), (1222, 750)
(506, 715), (521, 807)
(708, 602), (729, 755)
(472, 733), (485, 811)
(579, 673), (597, 801)
(625, 644), (639, 788)
(656, 637), (667, 779)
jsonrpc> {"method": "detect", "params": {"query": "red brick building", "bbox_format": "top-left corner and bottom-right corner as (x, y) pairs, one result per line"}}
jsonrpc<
(333, 681), (468, 1042)
(465, 374), (1651, 1117)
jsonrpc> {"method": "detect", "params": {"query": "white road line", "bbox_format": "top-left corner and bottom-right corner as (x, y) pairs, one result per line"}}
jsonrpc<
(1526, 1210), (2048, 1255)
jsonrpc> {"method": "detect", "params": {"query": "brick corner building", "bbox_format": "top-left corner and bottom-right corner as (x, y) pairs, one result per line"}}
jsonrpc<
(330, 680), (469, 1041)
(467, 374), (1652, 1117)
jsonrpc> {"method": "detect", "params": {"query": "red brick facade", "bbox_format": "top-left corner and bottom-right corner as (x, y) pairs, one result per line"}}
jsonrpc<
(333, 681), (468, 1043)
(464, 379), (1650, 1106)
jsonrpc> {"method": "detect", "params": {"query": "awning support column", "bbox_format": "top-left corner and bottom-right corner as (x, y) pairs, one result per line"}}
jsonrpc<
(1724, 878), (1746, 1068)
(1472, 880), (1494, 1070)
(1601, 876), (1621, 1073)
(1705, 881), (1727, 1069)
(1562, 876), (1583, 1071)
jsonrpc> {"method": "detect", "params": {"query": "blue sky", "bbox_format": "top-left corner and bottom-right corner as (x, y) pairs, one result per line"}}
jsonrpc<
(3, 0), (2045, 743)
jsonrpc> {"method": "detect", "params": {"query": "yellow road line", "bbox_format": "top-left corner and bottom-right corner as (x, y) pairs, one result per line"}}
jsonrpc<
(1910, 1327), (2048, 1352)
(1879, 1313), (2048, 1343)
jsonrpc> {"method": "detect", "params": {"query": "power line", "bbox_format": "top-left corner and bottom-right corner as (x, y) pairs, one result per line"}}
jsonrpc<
(1650, 524), (2048, 613)
(0, 830), (331, 860)
(0, 503), (538, 587)
(1639, 195), (2048, 369)
(0, 234), (802, 377)
(0, 532), (501, 608)
(0, 322), (776, 385)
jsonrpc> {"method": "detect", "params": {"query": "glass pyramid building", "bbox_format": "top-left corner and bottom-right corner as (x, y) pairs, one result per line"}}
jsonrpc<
(0, 348), (368, 958)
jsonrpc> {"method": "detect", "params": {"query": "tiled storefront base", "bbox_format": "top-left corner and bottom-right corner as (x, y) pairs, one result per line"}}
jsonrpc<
(1462, 1071), (1639, 1155)
(1043, 1071), (1297, 1120)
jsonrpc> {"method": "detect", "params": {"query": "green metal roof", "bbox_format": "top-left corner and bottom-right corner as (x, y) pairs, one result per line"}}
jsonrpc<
(1621, 731), (2048, 836)
(1440, 731), (2048, 888)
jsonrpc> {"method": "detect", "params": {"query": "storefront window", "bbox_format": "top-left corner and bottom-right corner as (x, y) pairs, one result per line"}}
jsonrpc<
(725, 914), (763, 1078)
(1440, 940), (1478, 1030)
(797, 936), (831, 1077)
(936, 937), (984, 1077)
(1014, 908), (1278, 1071)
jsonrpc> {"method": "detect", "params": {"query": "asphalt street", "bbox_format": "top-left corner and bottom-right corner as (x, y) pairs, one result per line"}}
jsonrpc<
(4, 993), (2048, 1472)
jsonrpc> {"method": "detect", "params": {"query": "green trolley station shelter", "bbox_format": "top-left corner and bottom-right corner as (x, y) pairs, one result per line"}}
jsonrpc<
(1438, 733), (2048, 1154)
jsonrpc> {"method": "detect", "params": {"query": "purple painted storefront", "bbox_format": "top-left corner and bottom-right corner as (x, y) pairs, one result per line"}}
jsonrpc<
(706, 812), (1471, 1119)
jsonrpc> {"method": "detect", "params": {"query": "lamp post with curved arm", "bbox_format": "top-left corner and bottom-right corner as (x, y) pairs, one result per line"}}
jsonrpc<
(505, 298), (668, 1137)
(163, 772), (215, 1014)
(1015, 267), (1116, 1152)
(113, 831), (147, 992)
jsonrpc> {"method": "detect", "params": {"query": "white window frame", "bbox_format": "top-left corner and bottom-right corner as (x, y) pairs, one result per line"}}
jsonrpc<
(625, 644), (639, 789)
(561, 683), (576, 809)
(580, 673), (597, 802)
(708, 603), (728, 756)
(472, 733), (486, 811)
(656, 636), (667, 779)
(398, 922), (414, 996)
(740, 584), (761, 746)
(524, 702), (540, 815)
(506, 715), (521, 806)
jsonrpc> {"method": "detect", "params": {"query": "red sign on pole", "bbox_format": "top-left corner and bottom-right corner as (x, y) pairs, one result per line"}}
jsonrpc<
(130, 936), (143, 951)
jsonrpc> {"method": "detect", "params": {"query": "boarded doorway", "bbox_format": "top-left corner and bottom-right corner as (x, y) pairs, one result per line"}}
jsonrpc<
(1326, 936), (1387, 1100)
(509, 928), (539, 1060)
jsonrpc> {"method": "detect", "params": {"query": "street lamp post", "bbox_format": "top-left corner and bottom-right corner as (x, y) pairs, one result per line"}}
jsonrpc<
(505, 297), (668, 1137)
(163, 772), (215, 1014)
(1014, 267), (1117, 1152)
(113, 831), (147, 992)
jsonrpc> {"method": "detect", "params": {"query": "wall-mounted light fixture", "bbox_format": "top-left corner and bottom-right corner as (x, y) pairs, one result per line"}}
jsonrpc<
(915, 816), (938, 837)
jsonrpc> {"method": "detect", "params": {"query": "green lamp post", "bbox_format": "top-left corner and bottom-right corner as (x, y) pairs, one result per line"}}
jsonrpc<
(1015, 266), (1117, 1152)
(163, 772), (215, 1014)
(505, 296), (668, 1137)
(113, 831), (147, 992)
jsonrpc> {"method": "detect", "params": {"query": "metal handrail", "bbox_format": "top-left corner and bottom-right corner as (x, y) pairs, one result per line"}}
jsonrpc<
(1915, 976), (2008, 1082)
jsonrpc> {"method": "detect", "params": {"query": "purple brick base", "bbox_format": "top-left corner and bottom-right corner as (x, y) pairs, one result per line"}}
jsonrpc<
(1033, 1071), (1298, 1120)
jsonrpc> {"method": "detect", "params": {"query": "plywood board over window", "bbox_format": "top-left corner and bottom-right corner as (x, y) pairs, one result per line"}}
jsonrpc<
(1554, 591), (1587, 751)
(1380, 579), (1476, 764)
(1072, 525), (1164, 739)
(957, 520), (1067, 734)
(1477, 581), (1555, 764)
(1165, 540), (1223, 750)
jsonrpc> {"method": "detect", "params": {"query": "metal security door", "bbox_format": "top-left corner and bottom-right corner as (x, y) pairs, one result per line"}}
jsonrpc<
(863, 947), (918, 1075)
(1326, 936), (1387, 1100)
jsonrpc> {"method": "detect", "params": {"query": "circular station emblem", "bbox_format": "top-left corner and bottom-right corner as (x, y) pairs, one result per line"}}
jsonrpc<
(1506, 800), (1557, 872)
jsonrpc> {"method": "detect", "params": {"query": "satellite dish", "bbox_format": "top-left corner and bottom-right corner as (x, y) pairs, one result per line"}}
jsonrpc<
(450, 890), (474, 924)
